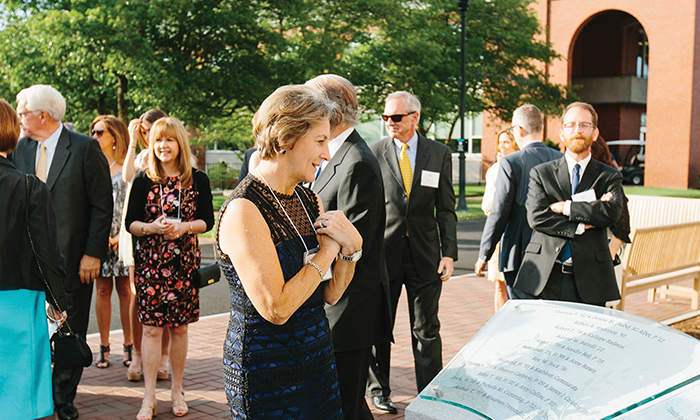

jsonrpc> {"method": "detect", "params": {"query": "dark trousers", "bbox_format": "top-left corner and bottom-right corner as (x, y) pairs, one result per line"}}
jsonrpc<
(336, 347), (374, 420)
(52, 281), (93, 406)
(511, 264), (606, 307)
(367, 244), (443, 396)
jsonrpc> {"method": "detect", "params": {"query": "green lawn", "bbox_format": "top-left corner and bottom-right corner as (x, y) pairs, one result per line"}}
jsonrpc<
(623, 186), (700, 199)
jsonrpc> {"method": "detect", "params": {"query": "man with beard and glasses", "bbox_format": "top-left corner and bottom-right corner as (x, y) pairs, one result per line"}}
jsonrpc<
(513, 102), (624, 306)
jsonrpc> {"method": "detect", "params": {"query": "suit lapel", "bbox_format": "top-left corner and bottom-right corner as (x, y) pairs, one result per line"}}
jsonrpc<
(578, 158), (600, 193)
(381, 138), (404, 190)
(314, 131), (356, 193)
(47, 129), (71, 191)
(554, 157), (572, 200)
(23, 138), (38, 174)
(411, 134), (429, 194)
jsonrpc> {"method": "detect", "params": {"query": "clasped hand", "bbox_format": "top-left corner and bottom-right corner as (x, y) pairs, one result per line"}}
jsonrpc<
(146, 215), (188, 240)
(313, 210), (362, 257)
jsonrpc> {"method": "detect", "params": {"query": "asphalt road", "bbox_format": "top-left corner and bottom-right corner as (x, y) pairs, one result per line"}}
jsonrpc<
(87, 218), (487, 335)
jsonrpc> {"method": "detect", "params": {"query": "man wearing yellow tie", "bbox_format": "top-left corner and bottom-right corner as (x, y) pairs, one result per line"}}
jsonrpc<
(12, 84), (112, 420)
(367, 91), (458, 410)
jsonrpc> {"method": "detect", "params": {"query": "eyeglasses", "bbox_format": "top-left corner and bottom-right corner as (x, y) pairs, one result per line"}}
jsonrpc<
(506, 125), (518, 134)
(562, 122), (595, 131)
(91, 129), (104, 138)
(381, 112), (416, 123)
(18, 111), (39, 119)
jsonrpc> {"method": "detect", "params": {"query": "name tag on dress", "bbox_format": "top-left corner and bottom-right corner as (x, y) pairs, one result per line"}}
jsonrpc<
(421, 170), (440, 188)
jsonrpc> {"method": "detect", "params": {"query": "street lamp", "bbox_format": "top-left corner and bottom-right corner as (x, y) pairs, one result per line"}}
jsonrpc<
(456, 0), (470, 211)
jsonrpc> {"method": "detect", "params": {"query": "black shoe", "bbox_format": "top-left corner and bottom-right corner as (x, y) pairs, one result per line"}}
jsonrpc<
(371, 396), (397, 414)
(55, 402), (79, 420)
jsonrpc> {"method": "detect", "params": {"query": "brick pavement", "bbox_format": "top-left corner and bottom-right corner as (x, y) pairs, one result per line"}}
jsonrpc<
(72, 274), (698, 419)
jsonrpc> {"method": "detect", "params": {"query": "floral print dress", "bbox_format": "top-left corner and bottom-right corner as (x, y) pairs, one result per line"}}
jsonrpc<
(133, 176), (200, 327)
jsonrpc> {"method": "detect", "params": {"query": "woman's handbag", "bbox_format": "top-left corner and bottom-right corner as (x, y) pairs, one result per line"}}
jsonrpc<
(53, 332), (93, 369)
(25, 175), (93, 369)
(193, 262), (221, 288)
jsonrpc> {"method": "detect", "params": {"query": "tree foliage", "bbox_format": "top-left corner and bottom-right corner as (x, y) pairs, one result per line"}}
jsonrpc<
(344, 0), (575, 135)
(0, 0), (574, 143)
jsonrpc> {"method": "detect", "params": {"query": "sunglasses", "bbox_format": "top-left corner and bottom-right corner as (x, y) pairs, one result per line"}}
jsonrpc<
(91, 129), (104, 138)
(381, 111), (416, 123)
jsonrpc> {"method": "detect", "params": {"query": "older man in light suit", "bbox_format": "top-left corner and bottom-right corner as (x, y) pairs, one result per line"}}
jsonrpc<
(367, 91), (458, 411)
(475, 104), (562, 299)
(305, 75), (392, 420)
(12, 85), (112, 420)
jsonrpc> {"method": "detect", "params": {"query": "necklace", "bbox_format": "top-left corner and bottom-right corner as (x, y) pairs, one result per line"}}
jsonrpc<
(256, 168), (316, 252)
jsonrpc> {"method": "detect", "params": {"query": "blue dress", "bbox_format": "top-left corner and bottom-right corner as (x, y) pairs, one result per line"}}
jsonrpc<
(217, 176), (342, 419)
(0, 288), (54, 420)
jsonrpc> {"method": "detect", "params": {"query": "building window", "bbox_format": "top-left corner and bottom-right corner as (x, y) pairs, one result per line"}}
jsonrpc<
(637, 29), (649, 79)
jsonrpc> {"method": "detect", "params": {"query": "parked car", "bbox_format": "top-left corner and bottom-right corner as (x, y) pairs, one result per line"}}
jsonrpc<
(606, 140), (645, 185)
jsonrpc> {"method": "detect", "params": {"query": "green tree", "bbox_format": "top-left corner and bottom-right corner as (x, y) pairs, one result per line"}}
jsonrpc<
(344, 0), (574, 137)
(0, 0), (268, 130)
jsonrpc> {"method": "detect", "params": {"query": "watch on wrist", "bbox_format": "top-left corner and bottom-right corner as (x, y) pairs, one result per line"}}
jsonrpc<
(338, 248), (362, 263)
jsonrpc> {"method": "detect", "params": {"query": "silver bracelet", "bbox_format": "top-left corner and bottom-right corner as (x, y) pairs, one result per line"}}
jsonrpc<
(306, 261), (324, 279)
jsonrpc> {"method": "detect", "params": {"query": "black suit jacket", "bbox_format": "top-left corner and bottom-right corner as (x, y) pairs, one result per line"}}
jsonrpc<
(313, 129), (392, 351)
(478, 142), (562, 276)
(12, 128), (113, 291)
(0, 156), (68, 309)
(515, 157), (624, 303)
(370, 133), (458, 283)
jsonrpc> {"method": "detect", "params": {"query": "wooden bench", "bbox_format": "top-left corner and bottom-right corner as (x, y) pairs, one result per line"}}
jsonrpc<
(617, 221), (700, 311)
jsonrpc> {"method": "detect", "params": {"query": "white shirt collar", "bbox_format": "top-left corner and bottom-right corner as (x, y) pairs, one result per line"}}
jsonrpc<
(392, 131), (418, 151)
(328, 127), (354, 161)
(42, 123), (63, 151)
(564, 152), (592, 176)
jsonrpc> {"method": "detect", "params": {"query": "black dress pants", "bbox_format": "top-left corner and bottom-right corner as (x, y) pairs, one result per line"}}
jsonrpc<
(367, 243), (443, 396)
(336, 347), (374, 420)
(52, 281), (93, 406)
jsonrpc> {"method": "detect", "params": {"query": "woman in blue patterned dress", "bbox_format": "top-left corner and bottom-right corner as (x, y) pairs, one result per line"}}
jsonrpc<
(216, 85), (363, 419)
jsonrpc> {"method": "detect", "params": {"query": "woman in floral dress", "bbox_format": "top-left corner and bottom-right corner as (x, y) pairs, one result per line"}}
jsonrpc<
(126, 117), (214, 419)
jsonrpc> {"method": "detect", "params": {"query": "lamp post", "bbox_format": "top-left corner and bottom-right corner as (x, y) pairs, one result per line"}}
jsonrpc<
(456, 0), (470, 211)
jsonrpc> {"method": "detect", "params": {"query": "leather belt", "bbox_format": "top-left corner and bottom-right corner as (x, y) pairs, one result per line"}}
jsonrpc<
(554, 262), (574, 275)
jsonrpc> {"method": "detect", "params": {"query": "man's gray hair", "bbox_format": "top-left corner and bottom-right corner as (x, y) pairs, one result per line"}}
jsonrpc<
(386, 91), (421, 114)
(512, 104), (543, 136)
(306, 74), (360, 128)
(16, 84), (66, 122)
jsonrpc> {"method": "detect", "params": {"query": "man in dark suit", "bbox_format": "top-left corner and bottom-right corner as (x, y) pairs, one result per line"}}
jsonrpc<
(368, 91), (458, 410)
(12, 85), (112, 420)
(306, 75), (392, 420)
(475, 104), (562, 298)
(514, 102), (623, 305)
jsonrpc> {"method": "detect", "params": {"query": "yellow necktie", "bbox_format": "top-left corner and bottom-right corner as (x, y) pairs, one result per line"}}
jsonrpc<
(36, 143), (47, 182)
(399, 143), (412, 197)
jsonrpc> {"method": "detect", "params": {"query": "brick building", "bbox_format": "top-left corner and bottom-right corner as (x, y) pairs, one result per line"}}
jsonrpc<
(481, 0), (700, 189)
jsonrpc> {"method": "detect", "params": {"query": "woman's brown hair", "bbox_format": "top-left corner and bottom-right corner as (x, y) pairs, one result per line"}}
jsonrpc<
(90, 115), (129, 165)
(0, 99), (20, 154)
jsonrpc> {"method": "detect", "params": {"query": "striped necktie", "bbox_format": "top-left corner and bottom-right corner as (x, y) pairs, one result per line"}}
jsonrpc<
(36, 143), (47, 182)
(399, 143), (412, 197)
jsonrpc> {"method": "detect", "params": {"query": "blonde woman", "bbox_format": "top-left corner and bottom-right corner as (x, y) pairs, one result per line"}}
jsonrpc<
(126, 118), (214, 419)
(481, 129), (519, 312)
